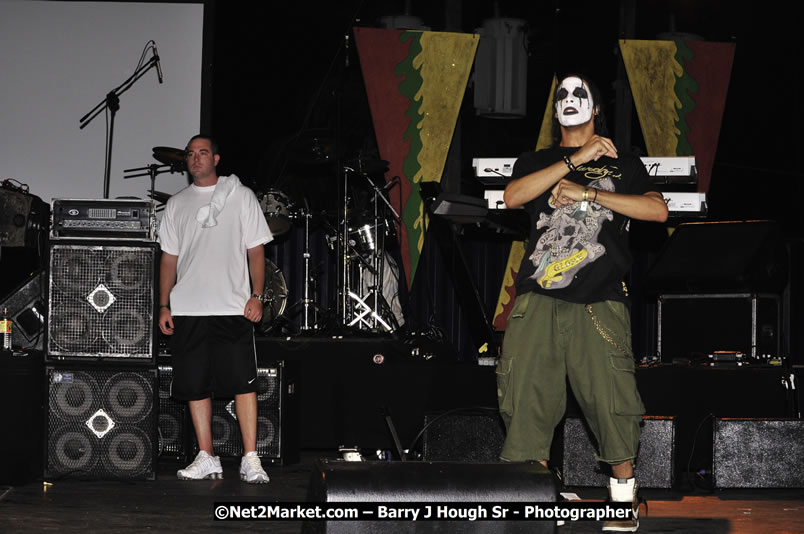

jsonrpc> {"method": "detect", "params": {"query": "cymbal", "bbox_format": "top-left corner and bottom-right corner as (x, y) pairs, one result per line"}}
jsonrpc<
(152, 146), (186, 165)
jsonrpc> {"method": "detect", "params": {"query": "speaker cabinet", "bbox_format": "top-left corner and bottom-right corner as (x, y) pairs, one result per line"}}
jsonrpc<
(45, 366), (158, 480)
(0, 187), (48, 248)
(46, 241), (157, 361)
(0, 270), (46, 351)
(713, 418), (804, 488)
(422, 410), (505, 462)
(191, 361), (299, 465)
(304, 459), (557, 534)
(157, 364), (188, 461)
(562, 416), (675, 488)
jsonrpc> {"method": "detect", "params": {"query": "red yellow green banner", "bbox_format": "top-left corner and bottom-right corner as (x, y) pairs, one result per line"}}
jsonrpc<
(354, 27), (478, 287)
(620, 39), (735, 193)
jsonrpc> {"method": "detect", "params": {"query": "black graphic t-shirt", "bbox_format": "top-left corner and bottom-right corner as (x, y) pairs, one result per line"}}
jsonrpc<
(513, 146), (659, 304)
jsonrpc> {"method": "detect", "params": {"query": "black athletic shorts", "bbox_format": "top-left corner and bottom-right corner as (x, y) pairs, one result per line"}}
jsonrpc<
(169, 315), (258, 401)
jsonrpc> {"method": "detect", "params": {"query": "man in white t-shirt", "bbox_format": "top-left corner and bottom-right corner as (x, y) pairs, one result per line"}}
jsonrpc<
(158, 135), (273, 483)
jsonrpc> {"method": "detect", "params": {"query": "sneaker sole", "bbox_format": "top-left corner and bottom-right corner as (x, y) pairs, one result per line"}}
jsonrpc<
(177, 472), (223, 480)
(239, 474), (269, 484)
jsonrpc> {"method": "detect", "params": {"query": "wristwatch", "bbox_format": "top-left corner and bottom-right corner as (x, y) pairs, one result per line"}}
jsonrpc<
(251, 293), (267, 304)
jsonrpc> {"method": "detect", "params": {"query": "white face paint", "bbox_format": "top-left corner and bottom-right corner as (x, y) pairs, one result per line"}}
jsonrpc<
(555, 76), (595, 127)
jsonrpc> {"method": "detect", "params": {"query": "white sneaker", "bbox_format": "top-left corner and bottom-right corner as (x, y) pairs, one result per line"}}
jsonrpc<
(240, 451), (269, 484)
(602, 477), (639, 532)
(177, 450), (223, 480)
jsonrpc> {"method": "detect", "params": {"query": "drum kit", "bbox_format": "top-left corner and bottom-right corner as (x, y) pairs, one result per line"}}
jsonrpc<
(130, 144), (403, 336)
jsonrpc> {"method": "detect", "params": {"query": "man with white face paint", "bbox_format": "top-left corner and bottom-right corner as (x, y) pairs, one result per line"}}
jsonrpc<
(554, 76), (596, 128)
(498, 75), (668, 532)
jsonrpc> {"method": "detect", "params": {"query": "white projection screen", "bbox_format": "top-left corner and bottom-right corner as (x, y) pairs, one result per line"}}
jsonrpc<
(0, 1), (204, 203)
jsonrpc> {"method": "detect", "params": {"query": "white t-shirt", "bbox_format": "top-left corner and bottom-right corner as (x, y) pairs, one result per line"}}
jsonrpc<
(158, 176), (272, 315)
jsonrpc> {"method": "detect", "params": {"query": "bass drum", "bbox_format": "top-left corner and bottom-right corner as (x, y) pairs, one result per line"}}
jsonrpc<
(260, 259), (288, 329)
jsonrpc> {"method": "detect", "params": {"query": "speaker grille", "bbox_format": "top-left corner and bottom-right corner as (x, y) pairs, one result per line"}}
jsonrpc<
(46, 366), (157, 479)
(47, 243), (155, 359)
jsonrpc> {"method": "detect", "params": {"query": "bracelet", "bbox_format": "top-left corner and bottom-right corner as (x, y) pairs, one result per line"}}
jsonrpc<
(159, 304), (170, 310)
(563, 155), (576, 172)
(251, 293), (267, 304)
(582, 188), (589, 202)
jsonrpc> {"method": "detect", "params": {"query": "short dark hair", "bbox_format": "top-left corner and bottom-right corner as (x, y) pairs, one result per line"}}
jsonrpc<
(551, 74), (608, 146)
(186, 134), (219, 155)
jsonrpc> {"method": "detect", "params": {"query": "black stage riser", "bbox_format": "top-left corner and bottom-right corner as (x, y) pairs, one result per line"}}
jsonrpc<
(46, 241), (157, 362)
(188, 361), (300, 465)
(0, 350), (45, 485)
(304, 459), (557, 534)
(713, 418), (804, 488)
(45, 365), (158, 480)
(254, 338), (481, 451)
(561, 416), (675, 489)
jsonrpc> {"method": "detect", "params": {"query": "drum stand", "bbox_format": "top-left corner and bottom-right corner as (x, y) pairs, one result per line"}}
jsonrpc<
(283, 208), (324, 332)
(342, 169), (401, 333)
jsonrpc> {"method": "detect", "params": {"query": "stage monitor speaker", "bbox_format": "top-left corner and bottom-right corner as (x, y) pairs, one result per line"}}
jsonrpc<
(304, 459), (557, 534)
(191, 361), (299, 465)
(46, 241), (157, 361)
(422, 409), (505, 462)
(713, 418), (804, 488)
(562, 416), (675, 488)
(644, 220), (788, 294)
(45, 365), (158, 480)
(157, 364), (189, 461)
(0, 187), (48, 248)
(0, 350), (45, 485)
(0, 270), (46, 351)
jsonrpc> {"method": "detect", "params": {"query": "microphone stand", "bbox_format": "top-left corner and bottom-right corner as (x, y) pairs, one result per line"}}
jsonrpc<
(80, 54), (160, 199)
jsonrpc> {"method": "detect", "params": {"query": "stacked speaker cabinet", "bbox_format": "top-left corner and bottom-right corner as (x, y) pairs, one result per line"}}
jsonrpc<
(46, 241), (158, 361)
(44, 366), (158, 479)
(44, 232), (159, 480)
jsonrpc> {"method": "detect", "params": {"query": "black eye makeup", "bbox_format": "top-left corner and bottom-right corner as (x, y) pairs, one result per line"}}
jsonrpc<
(572, 87), (589, 99)
(556, 88), (568, 100)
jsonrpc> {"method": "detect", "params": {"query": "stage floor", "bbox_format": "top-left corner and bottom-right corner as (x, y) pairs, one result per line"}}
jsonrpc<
(2, 451), (803, 533)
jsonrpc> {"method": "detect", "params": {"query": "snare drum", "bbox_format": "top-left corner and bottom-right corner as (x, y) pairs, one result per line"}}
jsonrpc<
(259, 190), (293, 236)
